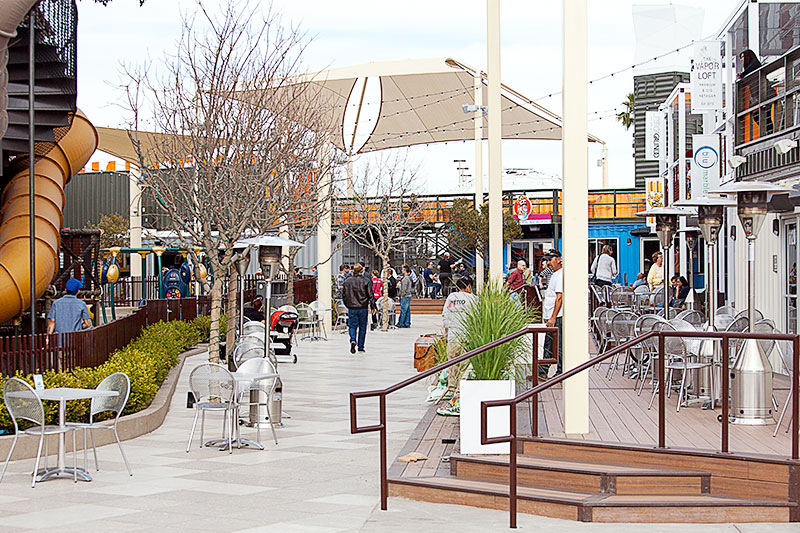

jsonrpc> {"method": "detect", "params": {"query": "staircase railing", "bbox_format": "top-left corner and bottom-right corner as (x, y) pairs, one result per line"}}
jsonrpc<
(349, 325), (558, 514)
(480, 329), (800, 528)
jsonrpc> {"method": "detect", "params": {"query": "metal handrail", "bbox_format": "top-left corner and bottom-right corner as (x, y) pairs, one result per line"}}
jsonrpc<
(480, 329), (800, 528)
(349, 325), (558, 513)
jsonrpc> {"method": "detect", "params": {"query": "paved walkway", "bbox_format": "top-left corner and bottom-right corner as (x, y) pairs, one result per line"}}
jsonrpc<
(0, 315), (798, 531)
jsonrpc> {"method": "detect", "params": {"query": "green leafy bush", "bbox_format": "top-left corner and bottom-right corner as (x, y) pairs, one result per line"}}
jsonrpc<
(0, 316), (209, 431)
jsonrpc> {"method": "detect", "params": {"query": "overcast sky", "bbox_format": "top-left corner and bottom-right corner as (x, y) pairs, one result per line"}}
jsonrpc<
(75, 0), (741, 192)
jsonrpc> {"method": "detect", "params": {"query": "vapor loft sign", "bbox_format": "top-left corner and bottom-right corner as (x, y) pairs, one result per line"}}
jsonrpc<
(690, 41), (723, 112)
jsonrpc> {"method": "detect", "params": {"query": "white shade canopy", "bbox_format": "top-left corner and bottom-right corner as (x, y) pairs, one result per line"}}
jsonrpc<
(231, 57), (602, 155)
(234, 235), (305, 248)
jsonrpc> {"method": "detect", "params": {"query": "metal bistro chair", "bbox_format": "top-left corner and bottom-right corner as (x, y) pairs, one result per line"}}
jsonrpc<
(675, 309), (706, 328)
(375, 297), (397, 329)
(309, 300), (329, 340)
(725, 315), (750, 360)
(650, 321), (714, 412)
(590, 306), (608, 348)
(716, 305), (738, 317)
(186, 364), (236, 454)
(235, 358), (279, 446)
(634, 314), (668, 395)
(66, 372), (132, 476)
(1, 378), (79, 487)
(607, 310), (638, 379)
(733, 308), (764, 324)
(296, 303), (316, 340)
(334, 299), (349, 332)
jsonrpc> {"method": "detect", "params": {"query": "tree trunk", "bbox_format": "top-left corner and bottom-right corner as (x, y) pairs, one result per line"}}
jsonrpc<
(287, 252), (296, 305)
(225, 268), (238, 356)
(381, 254), (390, 332)
(207, 275), (224, 364)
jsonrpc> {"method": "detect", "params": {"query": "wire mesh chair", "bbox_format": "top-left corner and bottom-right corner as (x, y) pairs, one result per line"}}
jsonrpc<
(649, 322), (714, 412)
(634, 314), (668, 395)
(1, 378), (79, 487)
(590, 306), (608, 348)
(66, 372), (132, 476)
(309, 300), (329, 339)
(375, 297), (397, 329)
(598, 308), (619, 356)
(716, 305), (738, 316)
(235, 358), (279, 446)
(733, 309), (764, 323)
(334, 299), (349, 332)
(606, 311), (638, 379)
(725, 315), (750, 360)
(675, 309), (705, 328)
(186, 364), (236, 454)
(296, 303), (315, 340)
(229, 335), (272, 369)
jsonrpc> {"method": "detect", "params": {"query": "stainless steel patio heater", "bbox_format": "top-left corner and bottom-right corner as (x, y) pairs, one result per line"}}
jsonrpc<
(636, 206), (691, 313)
(712, 181), (791, 424)
(676, 196), (736, 403)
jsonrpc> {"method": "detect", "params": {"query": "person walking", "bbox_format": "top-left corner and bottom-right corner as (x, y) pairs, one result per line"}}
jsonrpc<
(397, 264), (413, 328)
(538, 257), (553, 292)
(335, 264), (350, 299)
(542, 250), (563, 377)
(438, 252), (456, 295)
(590, 245), (618, 287)
(506, 260), (526, 292)
(343, 263), (373, 353)
(370, 269), (383, 330)
(47, 279), (92, 334)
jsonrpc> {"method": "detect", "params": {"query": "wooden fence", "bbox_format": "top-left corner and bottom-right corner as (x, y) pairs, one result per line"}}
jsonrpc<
(0, 298), (202, 376)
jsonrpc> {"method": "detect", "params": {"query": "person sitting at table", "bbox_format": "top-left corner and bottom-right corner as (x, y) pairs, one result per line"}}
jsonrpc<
(243, 296), (266, 323)
(670, 275), (691, 308)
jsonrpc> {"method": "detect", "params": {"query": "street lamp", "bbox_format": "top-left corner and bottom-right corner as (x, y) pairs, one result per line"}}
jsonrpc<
(636, 206), (692, 312)
(711, 181), (792, 425)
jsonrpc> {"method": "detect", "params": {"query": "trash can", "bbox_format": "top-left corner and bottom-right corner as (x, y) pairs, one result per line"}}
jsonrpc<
(730, 338), (775, 425)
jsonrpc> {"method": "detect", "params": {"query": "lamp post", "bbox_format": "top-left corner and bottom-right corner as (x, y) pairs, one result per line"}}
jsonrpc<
(711, 181), (791, 425)
(636, 206), (691, 313)
(152, 246), (166, 299)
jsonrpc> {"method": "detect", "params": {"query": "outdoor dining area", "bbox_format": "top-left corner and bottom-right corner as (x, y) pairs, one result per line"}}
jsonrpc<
(1, 372), (131, 487)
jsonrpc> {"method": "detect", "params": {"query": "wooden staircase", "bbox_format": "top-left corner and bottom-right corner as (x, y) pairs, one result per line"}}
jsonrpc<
(410, 298), (444, 315)
(389, 438), (798, 523)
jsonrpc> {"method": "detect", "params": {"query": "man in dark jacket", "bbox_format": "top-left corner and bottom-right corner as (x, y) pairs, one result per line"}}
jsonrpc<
(343, 263), (374, 353)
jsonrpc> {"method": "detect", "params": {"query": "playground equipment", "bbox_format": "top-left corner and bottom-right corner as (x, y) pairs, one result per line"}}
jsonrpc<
(0, 111), (98, 323)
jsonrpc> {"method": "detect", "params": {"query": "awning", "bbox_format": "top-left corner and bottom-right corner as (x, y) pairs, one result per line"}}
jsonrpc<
(231, 57), (602, 154)
(95, 127), (197, 168)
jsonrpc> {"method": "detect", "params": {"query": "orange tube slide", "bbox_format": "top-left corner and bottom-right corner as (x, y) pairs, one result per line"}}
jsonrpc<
(0, 110), (98, 322)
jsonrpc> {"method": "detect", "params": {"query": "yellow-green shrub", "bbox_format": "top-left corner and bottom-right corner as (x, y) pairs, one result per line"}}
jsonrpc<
(0, 316), (209, 431)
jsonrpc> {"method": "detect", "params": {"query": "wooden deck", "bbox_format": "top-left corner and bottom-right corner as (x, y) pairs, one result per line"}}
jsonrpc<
(393, 366), (795, 481)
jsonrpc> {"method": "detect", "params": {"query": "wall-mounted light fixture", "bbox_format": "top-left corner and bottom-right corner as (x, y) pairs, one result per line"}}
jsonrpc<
(774, 138), (798, 155)
(773, 218), (780, 237)
(731, 224), (736, 241)
(626, 237), (632, 246)
(728, 155), (747, 168)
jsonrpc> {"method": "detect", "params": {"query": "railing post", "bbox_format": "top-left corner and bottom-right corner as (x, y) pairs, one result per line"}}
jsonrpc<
(793, 335), (799, 460)
(379, 394), (388, 511)
(531, 331), (538, 437)
(658, 333), (665, 448)
(509, 405), (517, 529)
(722, 335), (730, 453)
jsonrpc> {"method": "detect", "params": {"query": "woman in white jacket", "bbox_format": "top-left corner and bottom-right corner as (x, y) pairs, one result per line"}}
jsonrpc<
(591, 245), (618, 287)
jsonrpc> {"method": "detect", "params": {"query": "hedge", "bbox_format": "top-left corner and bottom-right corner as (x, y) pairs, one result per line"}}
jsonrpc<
(0, 316), (211, 431)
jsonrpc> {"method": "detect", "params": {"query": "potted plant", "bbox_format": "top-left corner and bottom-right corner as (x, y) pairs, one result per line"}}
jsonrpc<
(455, 282), (536, 454)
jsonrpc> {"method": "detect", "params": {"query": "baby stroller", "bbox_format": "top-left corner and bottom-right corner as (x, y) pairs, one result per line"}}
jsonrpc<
(270, 307), (299, 364)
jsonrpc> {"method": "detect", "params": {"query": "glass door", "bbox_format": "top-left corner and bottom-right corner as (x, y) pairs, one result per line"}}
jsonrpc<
(785, 219), (797, 334)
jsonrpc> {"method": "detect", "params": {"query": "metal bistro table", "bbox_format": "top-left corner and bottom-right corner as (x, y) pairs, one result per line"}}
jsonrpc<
(205, 372), (278, 451)
(36, 387), (118, 482)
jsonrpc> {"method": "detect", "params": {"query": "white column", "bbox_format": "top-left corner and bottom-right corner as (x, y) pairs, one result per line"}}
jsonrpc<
(317, 153), (333, 323)
(677, 89), (687, 278)
(487, 0), (503, 283)
(474, 75), (485, 289)
(748, 1), (760, 57)
(562, 0), (589, 435)
(129, 166), (143, 278)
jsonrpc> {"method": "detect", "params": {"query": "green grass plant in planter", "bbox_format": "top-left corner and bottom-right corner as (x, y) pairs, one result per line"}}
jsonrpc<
(455, 282), (537, 455)
(456, 282), (537, 381)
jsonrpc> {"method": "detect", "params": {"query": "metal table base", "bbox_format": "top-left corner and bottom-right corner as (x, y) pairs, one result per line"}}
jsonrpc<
(36, 466), (92, 482)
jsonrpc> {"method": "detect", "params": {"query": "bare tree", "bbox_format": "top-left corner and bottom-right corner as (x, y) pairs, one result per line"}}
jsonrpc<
(124, 0), (337, 362)
(344, 152), (424, 331)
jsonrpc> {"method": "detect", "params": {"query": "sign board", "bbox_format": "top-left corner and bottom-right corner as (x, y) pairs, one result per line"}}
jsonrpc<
(690, 41), (723, 112)
(512, 197), (532, 220)
(690, 134), (720, 199)
(645, 111), (665, 161)
(645, 177), (664, 227)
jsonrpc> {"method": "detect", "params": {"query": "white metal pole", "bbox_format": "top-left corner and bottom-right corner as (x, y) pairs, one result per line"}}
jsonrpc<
(474, 75), (485, 289)
(317, 147), (333, 325)
(562, 0), (589, 435)
(487, 0), (503, 283)
(677, 89), (687, 279)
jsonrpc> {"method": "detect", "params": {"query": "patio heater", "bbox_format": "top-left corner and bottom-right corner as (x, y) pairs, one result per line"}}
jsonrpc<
(711, 181), (792, 425)
(636, 206), (690, 313)
(676, 226), (700, 308)
(236, 251), (250, 337)
(676, 196), (736, 403)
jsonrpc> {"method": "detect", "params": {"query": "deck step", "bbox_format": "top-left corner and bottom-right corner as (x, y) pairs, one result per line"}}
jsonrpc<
(389, 475), (793, 523)
(410, 299), (444, 315)
(450, 453), (710, 495)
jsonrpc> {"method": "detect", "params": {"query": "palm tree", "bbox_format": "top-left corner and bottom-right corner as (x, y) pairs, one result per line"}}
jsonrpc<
(616, 92), (634, 130)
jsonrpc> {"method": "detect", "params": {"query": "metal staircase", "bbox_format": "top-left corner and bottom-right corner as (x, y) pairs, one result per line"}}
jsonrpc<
(1, 0), (77, 173)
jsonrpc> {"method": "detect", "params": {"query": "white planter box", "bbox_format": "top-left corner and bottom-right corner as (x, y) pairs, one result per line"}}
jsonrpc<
(459, 379), (516, 455)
